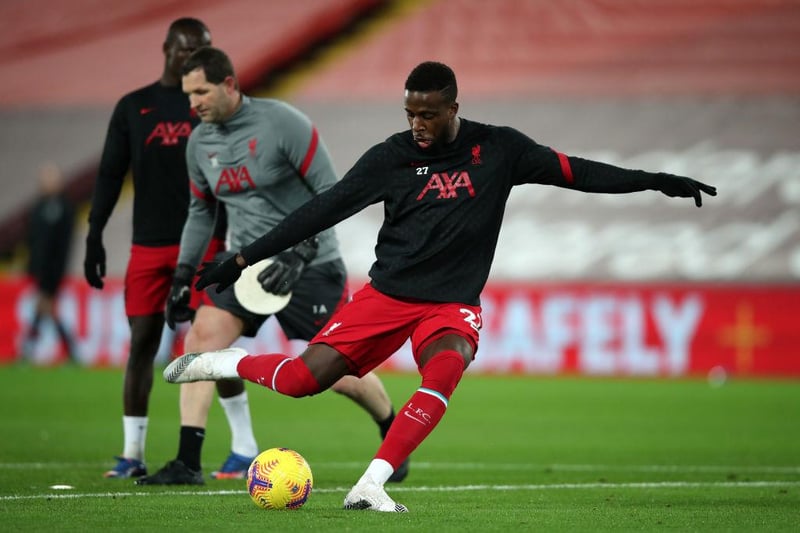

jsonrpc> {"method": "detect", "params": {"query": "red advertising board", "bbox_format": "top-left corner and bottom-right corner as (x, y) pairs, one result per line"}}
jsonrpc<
(2, 276), (798, 377)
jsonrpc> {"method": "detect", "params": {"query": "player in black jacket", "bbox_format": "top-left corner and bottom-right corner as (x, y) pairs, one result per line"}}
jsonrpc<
(83, 18), (245, 481)
(24, 163), (76, 360)
(164, 61), (717, 511)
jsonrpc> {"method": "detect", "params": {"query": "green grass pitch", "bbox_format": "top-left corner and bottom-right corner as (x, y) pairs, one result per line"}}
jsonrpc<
(1, 364), (798, 531)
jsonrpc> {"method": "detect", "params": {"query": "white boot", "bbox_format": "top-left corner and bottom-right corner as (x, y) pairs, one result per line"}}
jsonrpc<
(343, 477), (408, 512)
(163, 347), (247, 383)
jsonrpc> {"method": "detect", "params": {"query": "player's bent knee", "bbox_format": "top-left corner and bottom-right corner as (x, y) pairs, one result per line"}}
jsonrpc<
(274, 358), (322, 398)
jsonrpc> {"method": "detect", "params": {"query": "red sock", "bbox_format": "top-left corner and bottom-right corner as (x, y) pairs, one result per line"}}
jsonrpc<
(237, 354), (321, 397)
(375, 350), (465, 470)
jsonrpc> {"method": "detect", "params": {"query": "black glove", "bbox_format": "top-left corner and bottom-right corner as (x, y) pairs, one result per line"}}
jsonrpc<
(653, 173), (717, 207)
(257, 237), (319, 296)
(196, 255), (245, 293)
(84, 232), (106, 289)
(165, 263), (196, 330)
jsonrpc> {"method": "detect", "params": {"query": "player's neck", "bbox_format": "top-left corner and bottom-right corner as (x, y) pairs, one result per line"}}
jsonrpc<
(160, 71), (181, 88)
(232, 92), (243, 113)
(447, 117), (461, 143)
(221, 92), (243, 122)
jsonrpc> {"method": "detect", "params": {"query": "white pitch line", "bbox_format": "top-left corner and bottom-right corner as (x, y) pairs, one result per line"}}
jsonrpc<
(2, 480), (799, 502)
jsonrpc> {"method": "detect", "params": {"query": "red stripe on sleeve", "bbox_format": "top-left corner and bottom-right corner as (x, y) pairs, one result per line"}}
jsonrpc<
(189, 180), (214, 202)
(555, 150), (574, 184)
(299, 126), (319, 177)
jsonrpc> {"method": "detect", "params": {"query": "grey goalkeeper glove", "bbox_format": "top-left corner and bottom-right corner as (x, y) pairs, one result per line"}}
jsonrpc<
(257, 237), (319, 296)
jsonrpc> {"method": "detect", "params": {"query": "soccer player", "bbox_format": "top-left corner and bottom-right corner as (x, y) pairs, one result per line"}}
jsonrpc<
(84, 18), (234, 479)
(164, 61), (717, 511)
(135, 47), (408, 485)
(24, 162), (76, 361)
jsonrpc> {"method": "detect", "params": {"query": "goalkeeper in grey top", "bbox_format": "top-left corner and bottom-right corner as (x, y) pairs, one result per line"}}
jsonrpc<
(137, 46), (408, 485)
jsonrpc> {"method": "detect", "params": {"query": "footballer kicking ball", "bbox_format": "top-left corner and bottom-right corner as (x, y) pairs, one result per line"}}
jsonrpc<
(246, 448), (313, 510)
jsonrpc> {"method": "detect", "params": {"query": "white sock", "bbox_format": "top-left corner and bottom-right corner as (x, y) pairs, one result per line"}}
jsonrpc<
(122, 416), (148, 461)
(219, 348), (246, 377)
(218, 391), (259, 457)
(219, 357), (241, 378)
(359, 459), (393, 486)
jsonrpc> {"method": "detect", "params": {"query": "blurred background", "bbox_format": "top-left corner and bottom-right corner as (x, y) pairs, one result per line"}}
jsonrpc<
(1, 0), (798, 375)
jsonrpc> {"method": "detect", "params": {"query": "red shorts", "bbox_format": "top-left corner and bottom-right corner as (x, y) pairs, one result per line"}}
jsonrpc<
(309, 283), (482, 376)
(124, 239), (225, 317)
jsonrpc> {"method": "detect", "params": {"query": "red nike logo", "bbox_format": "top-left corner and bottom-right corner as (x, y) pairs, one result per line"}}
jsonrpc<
(140, 107), (155, 115)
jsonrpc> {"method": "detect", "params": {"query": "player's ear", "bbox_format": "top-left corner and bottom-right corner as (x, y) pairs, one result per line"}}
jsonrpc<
(223, 75), (238, 92)
(449, 102), (459, 118)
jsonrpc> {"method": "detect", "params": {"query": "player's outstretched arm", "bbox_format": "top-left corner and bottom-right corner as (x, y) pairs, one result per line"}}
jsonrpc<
(560, 155), (717, 208)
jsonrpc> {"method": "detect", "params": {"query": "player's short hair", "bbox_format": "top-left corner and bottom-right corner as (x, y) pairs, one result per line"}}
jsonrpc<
(166, 17), (209, 42)
(405, 61), (458, 103)
(182, 46), (236, 85)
